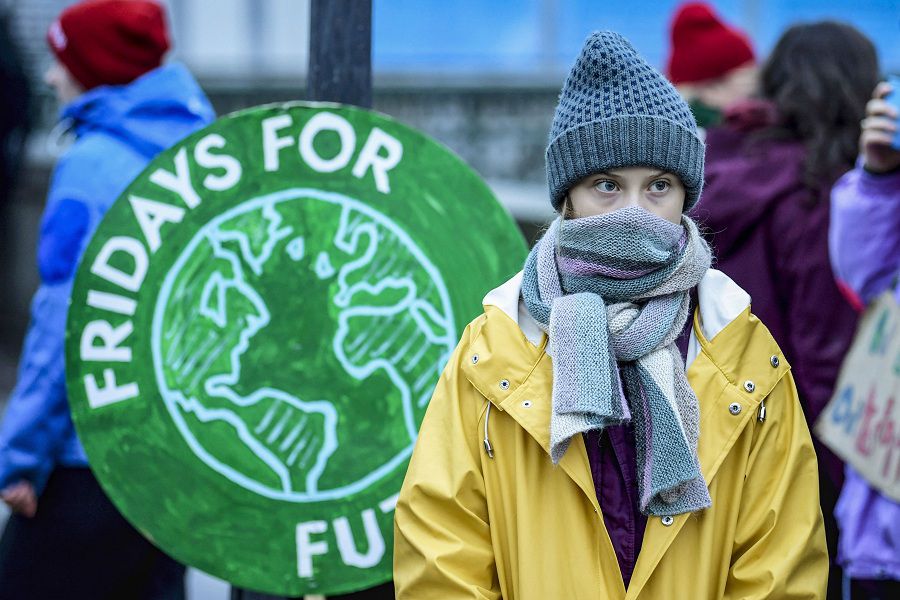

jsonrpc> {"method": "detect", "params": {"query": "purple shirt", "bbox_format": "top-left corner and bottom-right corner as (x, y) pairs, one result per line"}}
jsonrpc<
(584, 425), (646, 588)
(583, 296), (695, 588)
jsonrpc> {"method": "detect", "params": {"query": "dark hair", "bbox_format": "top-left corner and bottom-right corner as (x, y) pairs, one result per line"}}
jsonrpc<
(761, 22), (879, 191)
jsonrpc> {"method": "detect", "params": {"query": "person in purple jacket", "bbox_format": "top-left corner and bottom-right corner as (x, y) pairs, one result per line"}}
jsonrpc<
(695, 22), (880, 598)
(829, 79), (900, 599)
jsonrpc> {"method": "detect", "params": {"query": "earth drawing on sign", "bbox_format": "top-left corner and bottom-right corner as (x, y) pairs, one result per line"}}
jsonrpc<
(151, 188), (455, 502)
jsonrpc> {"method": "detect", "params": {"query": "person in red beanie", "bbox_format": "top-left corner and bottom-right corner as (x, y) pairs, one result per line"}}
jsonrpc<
(0, 1), (214, 598)
(666, 2), (758, 129)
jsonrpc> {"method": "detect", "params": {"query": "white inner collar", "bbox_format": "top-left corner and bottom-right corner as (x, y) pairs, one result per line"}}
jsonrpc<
(482, 269), (750, 369)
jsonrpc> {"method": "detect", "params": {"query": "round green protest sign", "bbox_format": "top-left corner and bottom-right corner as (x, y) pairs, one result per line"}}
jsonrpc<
(65, 102), (526, 596)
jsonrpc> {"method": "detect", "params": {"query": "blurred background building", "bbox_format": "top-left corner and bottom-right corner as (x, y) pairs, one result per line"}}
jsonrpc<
(1, 1), (898, 597)
(4, 1), (900, 348)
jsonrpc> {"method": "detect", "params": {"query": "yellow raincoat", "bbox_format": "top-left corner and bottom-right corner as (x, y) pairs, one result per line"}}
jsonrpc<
(394, 270), (827, 599)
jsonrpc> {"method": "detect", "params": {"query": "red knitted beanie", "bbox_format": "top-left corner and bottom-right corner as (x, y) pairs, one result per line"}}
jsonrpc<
(666, 2), (755, 85)
(46, 0), (170, 90)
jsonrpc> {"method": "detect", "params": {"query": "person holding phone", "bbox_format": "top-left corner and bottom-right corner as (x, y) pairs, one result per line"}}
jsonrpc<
(828, 80), (900, 598)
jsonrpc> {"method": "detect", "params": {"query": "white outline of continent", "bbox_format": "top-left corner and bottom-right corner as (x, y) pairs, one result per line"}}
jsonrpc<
(151, 188), (456, 503)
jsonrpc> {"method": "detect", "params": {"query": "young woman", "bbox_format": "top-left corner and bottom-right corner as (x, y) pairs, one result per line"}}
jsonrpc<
(394, 31), (827, 598)
(698, 23), (879, 596)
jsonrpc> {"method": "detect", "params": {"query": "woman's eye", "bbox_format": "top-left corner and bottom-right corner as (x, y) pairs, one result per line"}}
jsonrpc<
(595, 180), (618, 193)
(650, 180), (670, 193)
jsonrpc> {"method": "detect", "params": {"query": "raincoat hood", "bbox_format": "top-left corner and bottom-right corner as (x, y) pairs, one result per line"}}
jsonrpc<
(61, 62), (214, 159)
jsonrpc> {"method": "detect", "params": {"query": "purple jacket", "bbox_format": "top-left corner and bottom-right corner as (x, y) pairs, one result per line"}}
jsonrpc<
(829, 165), (900, 580)
(695, 101), (858, 488)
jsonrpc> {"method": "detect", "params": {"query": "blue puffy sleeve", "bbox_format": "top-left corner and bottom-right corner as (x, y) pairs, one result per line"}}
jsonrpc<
(0, 283), (76, 493)
(0, 155), (98, 494)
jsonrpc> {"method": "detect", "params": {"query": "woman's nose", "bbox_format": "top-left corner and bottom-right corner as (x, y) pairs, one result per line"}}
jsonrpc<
(622, 190), (642, 207)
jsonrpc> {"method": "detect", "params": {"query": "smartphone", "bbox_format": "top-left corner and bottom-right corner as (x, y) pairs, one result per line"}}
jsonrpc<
(885, 74), (900, 150)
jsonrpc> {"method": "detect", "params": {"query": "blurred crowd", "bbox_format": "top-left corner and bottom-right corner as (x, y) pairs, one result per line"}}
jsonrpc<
(669, 5), (898, 598)
(0, 1), (897, 599)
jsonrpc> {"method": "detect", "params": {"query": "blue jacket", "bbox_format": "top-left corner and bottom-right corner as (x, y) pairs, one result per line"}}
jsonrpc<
(0, 63), (214, 494)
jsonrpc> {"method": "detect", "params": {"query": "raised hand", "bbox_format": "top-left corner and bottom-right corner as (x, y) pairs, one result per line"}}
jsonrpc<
(1, 480), (37, 517)
(861, 81), (900, 174)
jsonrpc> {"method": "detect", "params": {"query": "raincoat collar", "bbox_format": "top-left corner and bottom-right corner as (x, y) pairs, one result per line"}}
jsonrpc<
(482, 268), (749, 354)
(468, 268), (761, 464)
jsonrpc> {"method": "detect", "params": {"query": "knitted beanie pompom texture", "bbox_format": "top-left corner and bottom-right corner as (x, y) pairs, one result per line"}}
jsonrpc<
(546, 31), (705, 212)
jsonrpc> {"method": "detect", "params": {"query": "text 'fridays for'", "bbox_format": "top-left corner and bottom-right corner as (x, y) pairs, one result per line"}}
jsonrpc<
(77, 111), (404, 409)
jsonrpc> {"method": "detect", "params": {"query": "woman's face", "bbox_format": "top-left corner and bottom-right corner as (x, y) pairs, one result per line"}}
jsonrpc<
(566, 167), (686, 224)
(44, 60), (84, 105)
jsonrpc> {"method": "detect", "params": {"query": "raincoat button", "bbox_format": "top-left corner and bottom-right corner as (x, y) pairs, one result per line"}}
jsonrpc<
(499, 379), (510, 391)
(661, 516), (674, 526)
(471, 354), (479, 365)
(522, 400), (532, 408)
(743, 380), (756, 393)
(770, 355), (779, 368)
(729, 402), (742, 415)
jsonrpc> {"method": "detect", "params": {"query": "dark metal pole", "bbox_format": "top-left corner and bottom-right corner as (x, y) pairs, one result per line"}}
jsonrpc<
(308, 0), (373, 107)
(233, 2), (384, 599)
(306, 2), (393, 598)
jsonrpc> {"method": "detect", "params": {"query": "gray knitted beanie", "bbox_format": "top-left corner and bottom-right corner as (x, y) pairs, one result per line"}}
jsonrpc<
(547, 31), (705, 211)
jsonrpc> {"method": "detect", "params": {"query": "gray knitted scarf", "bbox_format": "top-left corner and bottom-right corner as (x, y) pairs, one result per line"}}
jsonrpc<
(521, 206), (712, 516)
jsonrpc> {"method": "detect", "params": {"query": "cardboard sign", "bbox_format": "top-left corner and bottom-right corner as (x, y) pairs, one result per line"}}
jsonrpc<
(816, 292), (900, 502)
(65, 102), (527, 596)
